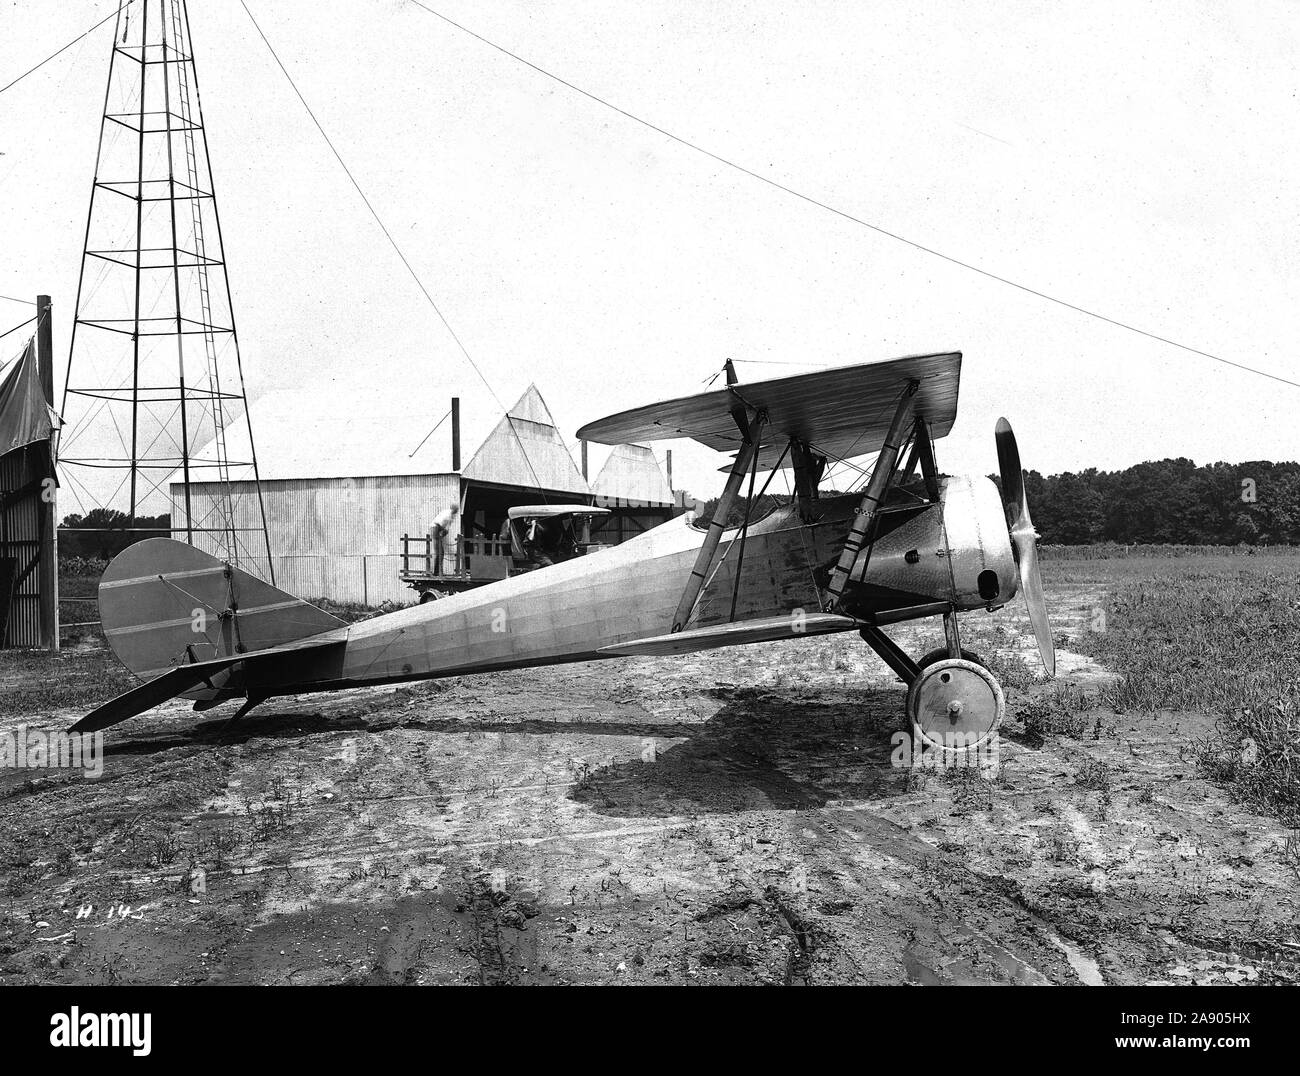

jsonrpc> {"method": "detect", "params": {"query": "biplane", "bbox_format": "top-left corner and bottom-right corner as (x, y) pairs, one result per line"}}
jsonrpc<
(72, 352), (1054, 753)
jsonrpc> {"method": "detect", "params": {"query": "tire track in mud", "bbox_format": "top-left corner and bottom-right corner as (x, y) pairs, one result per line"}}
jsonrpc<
(464, 880), (511, 986)
(785, 807), (1084, 984)
(765, 889), (818, 986)
(40, 819), (699, 895)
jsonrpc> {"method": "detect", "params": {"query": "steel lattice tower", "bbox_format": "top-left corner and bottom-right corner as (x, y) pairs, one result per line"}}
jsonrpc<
(60, 0), (274, 581)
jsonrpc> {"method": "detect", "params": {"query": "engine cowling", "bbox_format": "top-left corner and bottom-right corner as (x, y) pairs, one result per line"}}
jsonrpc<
(850, 474), (1017, 614)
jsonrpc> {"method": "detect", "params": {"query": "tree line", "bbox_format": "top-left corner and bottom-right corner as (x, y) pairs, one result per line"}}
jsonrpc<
(700, 458), (1300, 545)
(1017, 459), (1300, 545)
(59, 508), (170, 561)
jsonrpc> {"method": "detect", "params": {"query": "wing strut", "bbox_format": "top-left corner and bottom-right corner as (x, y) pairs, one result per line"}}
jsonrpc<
(790, 439), (827, 523)
(824, 380), (919, 612)
(727, 423), (764, 622)
(913, 416), (941, 501)
(671, 402), (766, 632)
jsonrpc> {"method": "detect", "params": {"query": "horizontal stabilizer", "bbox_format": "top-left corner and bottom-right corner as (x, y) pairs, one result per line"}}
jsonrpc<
(597, 613), (861, 657)
(69, 633), (347, 734)
(70, 657), (246, 734)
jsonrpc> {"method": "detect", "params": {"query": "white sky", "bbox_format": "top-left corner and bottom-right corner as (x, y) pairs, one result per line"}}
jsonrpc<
(2, 0), (1298, 503)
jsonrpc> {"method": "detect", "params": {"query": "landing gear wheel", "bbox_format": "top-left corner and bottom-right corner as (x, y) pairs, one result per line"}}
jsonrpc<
(906, 658), (1004, 753)
(419, 590), (444, 604)
(917, 647), (985, 670)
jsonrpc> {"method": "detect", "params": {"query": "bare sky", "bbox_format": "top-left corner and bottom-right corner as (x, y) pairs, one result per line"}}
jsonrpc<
(2, 0), (1297, 504)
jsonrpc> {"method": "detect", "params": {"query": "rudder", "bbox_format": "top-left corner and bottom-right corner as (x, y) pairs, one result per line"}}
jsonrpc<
(98, 538), (345, 683)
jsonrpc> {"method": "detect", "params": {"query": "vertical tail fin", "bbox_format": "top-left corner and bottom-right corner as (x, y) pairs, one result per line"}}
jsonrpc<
(98, 538), (345, 682)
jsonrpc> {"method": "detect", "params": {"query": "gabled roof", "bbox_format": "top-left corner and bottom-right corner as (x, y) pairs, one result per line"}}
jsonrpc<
(460, 384), (591, 496)
(591, 443), (673, 507)
(507, 384), (556, 425)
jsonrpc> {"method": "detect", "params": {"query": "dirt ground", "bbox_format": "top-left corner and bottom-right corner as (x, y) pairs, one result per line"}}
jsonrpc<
(2, 560), (1298, 985)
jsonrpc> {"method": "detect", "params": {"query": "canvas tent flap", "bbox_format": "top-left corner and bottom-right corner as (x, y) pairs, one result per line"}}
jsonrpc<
(0, 340), (57, 459)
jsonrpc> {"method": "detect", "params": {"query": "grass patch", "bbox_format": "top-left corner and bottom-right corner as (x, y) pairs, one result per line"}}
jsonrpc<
(1192, 698), (1300, 825)
(0, 646), (135, 715)
(1077, 563), (1300, 823)
(310, 597), (412, 623)
(1018, 682), (1096, 740)
(982, 649), (1040, 693)
(1042, 544), (1300, 561)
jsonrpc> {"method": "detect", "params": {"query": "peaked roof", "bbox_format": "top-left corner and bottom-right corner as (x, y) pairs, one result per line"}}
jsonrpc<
(592, 443), (673, 507)
(508, 384), (556, 425)
(460, 384), (590, 495)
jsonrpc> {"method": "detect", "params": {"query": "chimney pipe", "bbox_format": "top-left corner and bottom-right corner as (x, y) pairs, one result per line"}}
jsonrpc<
(581, 440), (588, 480)
(451, 397), (461, 471)
(665, 449), (673, 490)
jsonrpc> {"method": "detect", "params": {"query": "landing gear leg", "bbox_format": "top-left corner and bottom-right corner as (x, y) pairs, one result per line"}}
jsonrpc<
(943, 610), (963, 658)
(859, 625), (920, 686)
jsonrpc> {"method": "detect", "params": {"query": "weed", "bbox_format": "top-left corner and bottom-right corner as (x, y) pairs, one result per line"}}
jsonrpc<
(1045, 823), (1079, 863)
(947, 767), (993, 814)
(1075, 758), (1112, 792)
(1284, 830), (1300, 886)
(982, 650), (1039, 692)
(1050, 681), (1092, 715)
(1021, 698), (1089, 739)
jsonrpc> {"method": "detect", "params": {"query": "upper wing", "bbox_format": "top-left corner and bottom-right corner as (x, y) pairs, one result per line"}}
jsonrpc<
(576, 352), (960, 468)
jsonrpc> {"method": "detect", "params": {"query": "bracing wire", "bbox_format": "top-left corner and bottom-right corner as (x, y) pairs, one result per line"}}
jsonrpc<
(0, 2), (133, 96)
(240, 0), (555, 498)
(404, 0), (1299, 392)
(409, 408), (451, 458)
(0, 316), (37, 344)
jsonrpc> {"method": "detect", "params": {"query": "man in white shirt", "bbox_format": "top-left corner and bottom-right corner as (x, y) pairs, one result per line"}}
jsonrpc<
(431, 503), (459, 575)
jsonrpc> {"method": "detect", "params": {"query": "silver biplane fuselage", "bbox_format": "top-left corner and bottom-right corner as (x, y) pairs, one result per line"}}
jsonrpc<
(270, 474), (1014, 689)
(76, 353), (1054, 750)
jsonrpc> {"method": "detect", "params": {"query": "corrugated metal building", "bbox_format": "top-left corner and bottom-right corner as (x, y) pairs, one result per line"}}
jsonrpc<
(174, 384), (673, 605)
(0, 334), (59, 648)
